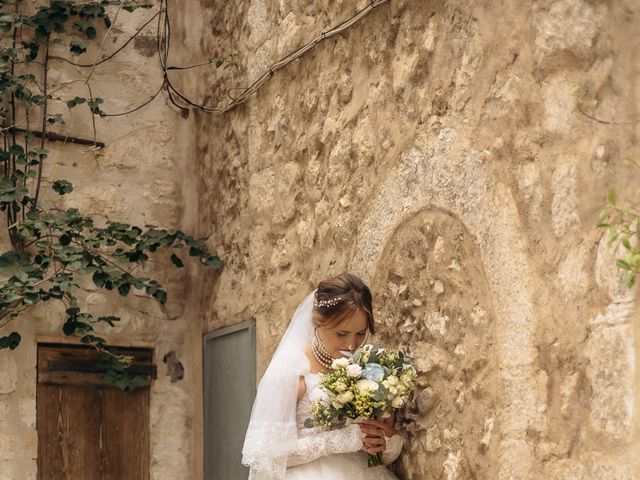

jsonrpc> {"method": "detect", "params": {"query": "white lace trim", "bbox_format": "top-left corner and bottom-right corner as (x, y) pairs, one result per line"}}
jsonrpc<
(382, 434), (405, 464)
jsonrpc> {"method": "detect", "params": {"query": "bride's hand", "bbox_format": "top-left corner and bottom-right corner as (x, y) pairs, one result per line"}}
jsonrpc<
(357, 418), (398, 454)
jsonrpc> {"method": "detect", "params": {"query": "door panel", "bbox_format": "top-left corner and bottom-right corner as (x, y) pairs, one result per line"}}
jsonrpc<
(36, 344), (151, 480)
(203, 321), (256, 480)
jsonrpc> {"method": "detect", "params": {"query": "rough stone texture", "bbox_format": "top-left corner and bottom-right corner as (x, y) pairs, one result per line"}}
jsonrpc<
(172, 0), (640, 478)
(1, 0), (638, 479)
(0, 350), (18, 395)
(585, 324), (635, 444)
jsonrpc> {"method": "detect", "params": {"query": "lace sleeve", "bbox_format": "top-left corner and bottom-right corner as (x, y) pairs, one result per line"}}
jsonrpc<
(286, 424), (365, 468)
(382, 433), (405, 464)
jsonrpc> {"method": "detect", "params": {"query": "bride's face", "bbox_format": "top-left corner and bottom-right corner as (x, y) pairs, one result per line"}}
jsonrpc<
(318, 308), (369, 358)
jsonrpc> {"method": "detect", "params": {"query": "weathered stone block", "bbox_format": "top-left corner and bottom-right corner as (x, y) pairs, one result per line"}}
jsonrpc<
(551, 157), (581, 237)
(535, 0), (607, 61)
(0, 351), (18, 395)
(585, 324), (635, 444)
(543, 454), (635, 480)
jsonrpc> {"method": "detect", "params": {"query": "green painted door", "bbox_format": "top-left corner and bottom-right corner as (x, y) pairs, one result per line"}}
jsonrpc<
(203, 321), (256, 480)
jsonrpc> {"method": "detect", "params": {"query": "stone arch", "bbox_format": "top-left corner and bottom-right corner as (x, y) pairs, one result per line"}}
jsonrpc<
(370, 206), (500, 478)
(351, 128), (540, 479)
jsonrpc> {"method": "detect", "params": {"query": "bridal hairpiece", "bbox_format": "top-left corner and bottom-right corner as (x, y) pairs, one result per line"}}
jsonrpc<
(314, 294), (342, 308)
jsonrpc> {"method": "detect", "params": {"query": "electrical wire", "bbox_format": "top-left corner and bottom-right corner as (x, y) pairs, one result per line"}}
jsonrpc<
(158, 0), (390, 115)
(81, 0), (390, 117)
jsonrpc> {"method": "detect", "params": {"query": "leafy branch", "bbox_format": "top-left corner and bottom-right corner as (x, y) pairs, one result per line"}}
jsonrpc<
(0, 1), (222, 391)
(597, 157), (640, 288)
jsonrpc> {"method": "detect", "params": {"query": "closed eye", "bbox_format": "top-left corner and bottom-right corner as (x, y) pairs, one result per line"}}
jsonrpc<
(337, 330), (367, 337)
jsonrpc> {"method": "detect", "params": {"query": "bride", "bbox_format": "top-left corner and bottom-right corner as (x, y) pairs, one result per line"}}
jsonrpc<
(242, 273), (405, 479)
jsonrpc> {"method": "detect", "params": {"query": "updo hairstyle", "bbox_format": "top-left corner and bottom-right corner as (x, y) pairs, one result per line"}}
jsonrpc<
(312, 272), (375, 334)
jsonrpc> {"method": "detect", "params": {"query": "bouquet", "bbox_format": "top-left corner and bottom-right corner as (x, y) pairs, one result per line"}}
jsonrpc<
(304, 344), (417, 467)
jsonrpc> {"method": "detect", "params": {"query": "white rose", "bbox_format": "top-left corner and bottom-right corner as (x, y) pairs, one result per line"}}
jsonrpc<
(346, 364), (363, 378)
(309, 388), (330, 405)
(355, 379), (379, 394)
(334, 380), (348, 393)
(332, 358), (349, 369)
(336, 391), (354, 404)
(391, 396), (404, 408)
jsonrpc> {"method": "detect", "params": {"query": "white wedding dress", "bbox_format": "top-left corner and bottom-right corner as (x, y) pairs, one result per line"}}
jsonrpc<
(286, 373), (403, 479)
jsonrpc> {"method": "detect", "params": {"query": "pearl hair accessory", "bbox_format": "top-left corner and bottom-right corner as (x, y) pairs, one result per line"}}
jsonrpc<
(314, 294), (342, 309)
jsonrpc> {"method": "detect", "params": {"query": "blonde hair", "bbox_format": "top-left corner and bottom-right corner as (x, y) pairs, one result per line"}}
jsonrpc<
(312, 272), (375, 334)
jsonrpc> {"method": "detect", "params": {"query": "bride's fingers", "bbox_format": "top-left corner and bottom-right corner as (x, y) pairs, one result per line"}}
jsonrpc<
(364, 436), (385, 446)
(362, 444), (386, 454)
(358, 425), (386, 437)
(358, 419), (395, 437)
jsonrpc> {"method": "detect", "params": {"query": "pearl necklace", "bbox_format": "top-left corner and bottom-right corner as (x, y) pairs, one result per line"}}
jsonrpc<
(312, 330), (335, 370)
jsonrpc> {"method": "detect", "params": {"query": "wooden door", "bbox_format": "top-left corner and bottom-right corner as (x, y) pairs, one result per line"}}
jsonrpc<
(203, 321), (256, 480)
(36, 343), (154, 480)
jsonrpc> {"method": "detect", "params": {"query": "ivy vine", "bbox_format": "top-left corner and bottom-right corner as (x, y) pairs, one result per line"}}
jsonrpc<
(0, 1), (223, 390)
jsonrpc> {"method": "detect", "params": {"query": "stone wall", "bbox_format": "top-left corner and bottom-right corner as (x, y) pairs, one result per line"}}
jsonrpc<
(0, 2), (204, 479)
(175, 0), (639, 478)
(1, 0), (637, 479)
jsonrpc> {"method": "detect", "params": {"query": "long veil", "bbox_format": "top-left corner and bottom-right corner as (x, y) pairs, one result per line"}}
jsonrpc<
(242, 289), (316, 479)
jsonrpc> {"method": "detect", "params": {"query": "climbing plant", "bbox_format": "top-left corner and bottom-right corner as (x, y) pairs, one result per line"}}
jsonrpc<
(597, 157), (640, 289)
(0, 0), (223, 391)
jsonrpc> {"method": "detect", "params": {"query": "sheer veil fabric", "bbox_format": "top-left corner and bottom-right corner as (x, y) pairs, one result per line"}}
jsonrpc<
(242, 290), (316, 480)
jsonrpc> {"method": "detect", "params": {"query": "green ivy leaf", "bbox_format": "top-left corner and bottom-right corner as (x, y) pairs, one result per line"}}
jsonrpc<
(52, 179), (73, 195)
(80, 334), (105, 344)
(92, 271), (106, 287)
(69, 41), (86, 55)
(62, 319), (77, 336)
(170, 253), (183, 268)
(607, 230), (620, 246)
(88, 97), (104, 115)
(66, 96), (86, 109)
(118, 283), (130, 297)
(9, 144), (24, 156)
(615, 259), (631, 271)
(59, 233), (72, 246)
(151, 289), (166, 304)
(0, 332), (21, 350)
(0, 251), (20, 270)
